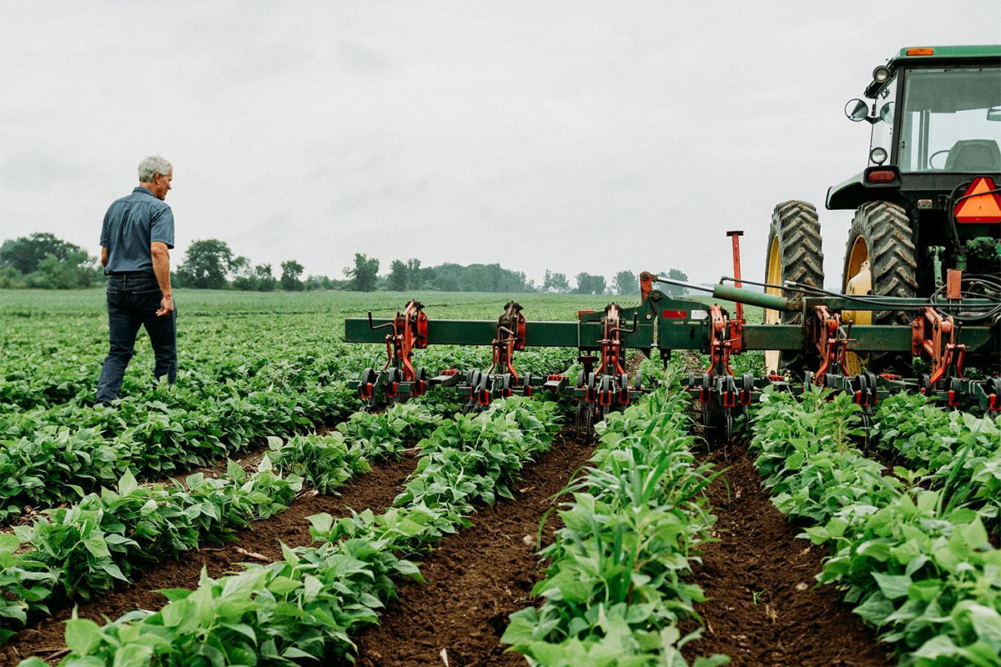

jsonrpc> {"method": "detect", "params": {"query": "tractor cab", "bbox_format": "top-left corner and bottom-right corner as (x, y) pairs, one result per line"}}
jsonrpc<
(828, 45), (1001, 213)
(824, 45), (1000, 300)
(764, 46), (1000, 378)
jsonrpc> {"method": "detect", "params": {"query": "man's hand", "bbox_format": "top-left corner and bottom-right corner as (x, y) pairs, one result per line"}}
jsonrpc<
(157, 294), (174, 317)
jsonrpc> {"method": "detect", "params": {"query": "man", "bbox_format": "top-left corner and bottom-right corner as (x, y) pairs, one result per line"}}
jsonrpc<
(95, 155), (177, 405)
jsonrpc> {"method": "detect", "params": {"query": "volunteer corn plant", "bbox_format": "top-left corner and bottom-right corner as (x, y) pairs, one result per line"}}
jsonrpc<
(24, 396), (561, 665)
(751, 389), (1001, 667)
(503, 383), (728, 667)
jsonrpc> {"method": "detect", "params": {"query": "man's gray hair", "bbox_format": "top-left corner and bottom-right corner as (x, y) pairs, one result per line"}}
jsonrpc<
(138, 155), (172, 183)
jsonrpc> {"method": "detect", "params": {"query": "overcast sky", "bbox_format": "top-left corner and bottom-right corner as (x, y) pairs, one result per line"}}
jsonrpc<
(2, 1), (999, 288)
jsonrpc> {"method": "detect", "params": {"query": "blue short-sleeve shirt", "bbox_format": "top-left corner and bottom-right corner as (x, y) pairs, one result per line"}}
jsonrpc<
(100, 187), (175, 274)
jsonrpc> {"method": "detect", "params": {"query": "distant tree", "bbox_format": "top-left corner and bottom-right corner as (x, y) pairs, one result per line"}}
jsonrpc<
(387, 259), (409, 291)
(344, 253), (379, 292)
(304, 274), (340, 290)
(0, 233), (83, 275)
(254, 263), (278, 291)
(229, 255), (250, 279)
(28, 249), (98, 289)
(230, 256), (256, 290)
(663, 268), (689, 296)
(0, 233), (100, 289)
(280, 260), (305, 291)
(543, 270), (570, 294)
(612, 270), (637, 296)
(176, 239), (233, 289)
(574, 272), (606, 295)
(406, 259), (424, 290)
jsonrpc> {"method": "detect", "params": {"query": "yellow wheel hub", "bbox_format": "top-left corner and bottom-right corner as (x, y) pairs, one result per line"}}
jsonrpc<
(843, 237), (872, 374)
(764, 236), (782, 372)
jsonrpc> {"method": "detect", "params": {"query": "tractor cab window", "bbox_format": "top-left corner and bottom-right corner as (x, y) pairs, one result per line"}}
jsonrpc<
(898, 67), (1001, 173)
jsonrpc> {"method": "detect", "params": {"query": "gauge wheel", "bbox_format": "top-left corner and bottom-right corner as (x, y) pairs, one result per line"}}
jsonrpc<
(384, 367), (402, 406)
(763, 200), (824, 377)
(842, 201), (918, 375)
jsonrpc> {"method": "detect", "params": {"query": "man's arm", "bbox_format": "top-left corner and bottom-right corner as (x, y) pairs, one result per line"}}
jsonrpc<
(101, 247), (108, 268)
(150, 241), (174, 317)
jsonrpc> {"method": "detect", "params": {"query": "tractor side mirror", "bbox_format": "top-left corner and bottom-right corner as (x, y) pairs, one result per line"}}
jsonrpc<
(879, 101), (894, 123)
(987, 106), (1001, 122)
(845, 98), (871, 123)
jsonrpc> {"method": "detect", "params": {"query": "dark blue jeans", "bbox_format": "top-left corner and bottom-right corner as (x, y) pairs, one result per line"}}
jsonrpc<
(96, 273), (177, 405)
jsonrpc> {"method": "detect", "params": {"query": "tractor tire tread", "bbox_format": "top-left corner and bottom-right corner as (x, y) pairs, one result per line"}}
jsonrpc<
(844, 201), (918, 327)
(768, 200), (824, 374)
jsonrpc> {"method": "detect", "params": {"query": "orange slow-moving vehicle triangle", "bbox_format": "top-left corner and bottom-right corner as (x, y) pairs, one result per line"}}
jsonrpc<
(954, 177), (1001, 223)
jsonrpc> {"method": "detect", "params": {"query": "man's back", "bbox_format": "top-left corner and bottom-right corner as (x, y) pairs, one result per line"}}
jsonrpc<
(96, 156), (176, 406)
(101, 187), (174, 274)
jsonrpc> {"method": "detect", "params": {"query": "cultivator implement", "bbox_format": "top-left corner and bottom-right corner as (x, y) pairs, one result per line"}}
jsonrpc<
(345, 229), (999, 437)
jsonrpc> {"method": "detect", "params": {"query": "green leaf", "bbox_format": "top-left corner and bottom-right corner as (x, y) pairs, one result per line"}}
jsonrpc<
(225, 459), (245, 480)
(102, 563), (129, 582)
(871, 572), (912, 600)
(223, 622), (259, 645)
(0, 533), (19, 554)
(112, 644), (153, 667)
(911, 635), (960, 660)
(967, 604), (1001, 644)
(302, 575), (322, 603)
(267, 576), (302, 595)
(84, 535), (111, 559)
(118, 469), (138, 496)
(65, 617), (102, 654)
(222, 570), (260, 602)
(282, 647), (317, 659)
(824, 517), (848, 539)
(854, 592), (894, 625)
(306, 513), (333, 534)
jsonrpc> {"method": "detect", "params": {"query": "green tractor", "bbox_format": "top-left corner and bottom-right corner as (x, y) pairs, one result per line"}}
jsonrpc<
(765, 45), (1001, 375)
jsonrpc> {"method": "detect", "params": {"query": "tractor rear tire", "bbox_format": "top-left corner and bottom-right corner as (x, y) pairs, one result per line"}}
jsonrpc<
(764, 200), (824, 376)
(842, 201), (918, 374)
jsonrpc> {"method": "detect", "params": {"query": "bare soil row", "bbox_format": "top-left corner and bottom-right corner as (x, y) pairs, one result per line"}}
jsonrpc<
(354, 427), (596, 666)
(681, 438), (893, 666)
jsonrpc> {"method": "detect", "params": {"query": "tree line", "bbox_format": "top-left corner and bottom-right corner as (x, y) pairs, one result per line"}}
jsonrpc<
(0, 233), (688, 295)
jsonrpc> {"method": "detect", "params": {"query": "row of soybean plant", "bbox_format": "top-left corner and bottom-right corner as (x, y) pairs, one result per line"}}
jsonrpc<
(871, 393), (1000, 531)
(751, 389), (1000, 667)
(0, 403), (440, 644)
(19, 396), (563, 665)
(0, 340), (574, 524)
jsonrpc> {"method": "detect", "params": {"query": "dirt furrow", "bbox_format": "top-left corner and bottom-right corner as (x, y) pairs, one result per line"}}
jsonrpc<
(682, 440), (893, 667)
(354, 428), (595, 667)
(0, 454), (419, 666)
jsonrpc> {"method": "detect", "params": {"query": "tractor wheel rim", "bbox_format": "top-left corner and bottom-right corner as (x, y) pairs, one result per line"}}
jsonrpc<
(844, 237), (872, 374)
(764, 236), (782, 372)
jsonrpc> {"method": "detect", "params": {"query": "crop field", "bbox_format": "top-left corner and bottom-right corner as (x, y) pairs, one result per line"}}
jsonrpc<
(1, 289), (999, 667)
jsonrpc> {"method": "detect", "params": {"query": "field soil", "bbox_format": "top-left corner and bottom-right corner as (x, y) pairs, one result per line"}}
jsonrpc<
(682, 438), (893, 667)
(0, 454), (419, 666)
(354, 427), (595, 667)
